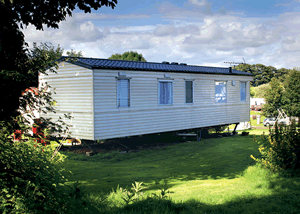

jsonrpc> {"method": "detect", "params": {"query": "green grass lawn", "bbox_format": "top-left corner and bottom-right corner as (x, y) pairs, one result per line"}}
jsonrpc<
(55, 132), (300, 214)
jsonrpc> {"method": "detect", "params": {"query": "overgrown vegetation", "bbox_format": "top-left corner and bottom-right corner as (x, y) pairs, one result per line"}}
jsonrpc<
(251, 120), (300, 175)
(0, 136), (87, 214)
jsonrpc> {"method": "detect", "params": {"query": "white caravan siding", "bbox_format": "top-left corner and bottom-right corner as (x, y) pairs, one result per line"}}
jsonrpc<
(39, 62), (94, 140)
(93, 69), (252, 140)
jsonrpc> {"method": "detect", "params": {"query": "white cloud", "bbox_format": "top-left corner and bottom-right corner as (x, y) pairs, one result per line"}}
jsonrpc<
(189, 0), (208, 7)
(75, 13), (151, 21)
(22, 4), (300, 69)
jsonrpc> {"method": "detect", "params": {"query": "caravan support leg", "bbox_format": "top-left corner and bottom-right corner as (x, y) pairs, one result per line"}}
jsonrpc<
(232, 123), (239, 135)
(198, 129), (202, 142)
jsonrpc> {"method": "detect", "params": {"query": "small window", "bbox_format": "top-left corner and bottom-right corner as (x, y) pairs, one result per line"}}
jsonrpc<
(117, 79), (130, 107)
(158, 81), (173, 105)
(185, 81), (193, 103)
(215, 81), (227, 103)
(240, 82), (246, 101)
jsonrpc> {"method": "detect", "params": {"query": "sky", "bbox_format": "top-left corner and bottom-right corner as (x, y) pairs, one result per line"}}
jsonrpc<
(22, 0), (300, 69)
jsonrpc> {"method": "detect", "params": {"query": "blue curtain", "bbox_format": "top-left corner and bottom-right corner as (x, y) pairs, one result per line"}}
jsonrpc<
(118, 79), (130, 107)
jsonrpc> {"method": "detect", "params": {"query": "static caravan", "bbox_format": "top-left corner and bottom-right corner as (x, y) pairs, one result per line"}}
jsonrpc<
(39, 57), (253, 141)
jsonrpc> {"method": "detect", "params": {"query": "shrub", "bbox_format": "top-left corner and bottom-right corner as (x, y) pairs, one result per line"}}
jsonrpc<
(0, 134), (81, 214)
(251, 120), (300, 175)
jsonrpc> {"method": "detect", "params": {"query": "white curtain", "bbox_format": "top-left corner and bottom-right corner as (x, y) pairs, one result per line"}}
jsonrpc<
(117, 79), (130, 107)
(159, 82), (172, 104)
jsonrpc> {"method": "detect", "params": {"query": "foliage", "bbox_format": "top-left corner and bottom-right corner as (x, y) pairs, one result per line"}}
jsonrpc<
(0, 0), (117, 131)
(250, 83), (271, 98)
(235, 63), (290, 87)
(251, 120), (300, 175)
(0, 136), (76, 214)
(284, 68), (300, 119)
(261, 78), (286, 117)
(66, 49), (83, 57)
(250, 86), (255, 97)
(27, 42), (64, 87)
(1, 0), (117, 31)
(108, 51), (147, 62)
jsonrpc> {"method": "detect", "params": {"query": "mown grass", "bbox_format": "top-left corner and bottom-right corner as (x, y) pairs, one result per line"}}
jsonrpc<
(54, 132), (300, 214)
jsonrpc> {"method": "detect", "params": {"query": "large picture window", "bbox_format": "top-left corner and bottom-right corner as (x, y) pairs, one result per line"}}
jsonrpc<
(215, 81), (227, 103)
(240, 82), (246, 101)
(117, 79), (130, 107)
(158, 81), (173, 105)
(185, 81), (193, 104)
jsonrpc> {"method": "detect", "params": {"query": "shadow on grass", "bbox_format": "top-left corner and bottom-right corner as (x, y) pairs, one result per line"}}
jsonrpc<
(72, 174), (300, 214)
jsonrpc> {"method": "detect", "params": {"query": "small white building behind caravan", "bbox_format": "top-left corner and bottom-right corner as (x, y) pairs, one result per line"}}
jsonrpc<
(250, 98), (265, 106)
(39, 57), (254, 140)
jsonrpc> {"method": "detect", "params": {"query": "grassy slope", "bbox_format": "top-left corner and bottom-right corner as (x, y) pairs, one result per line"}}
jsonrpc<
(57, 133), (300, 213)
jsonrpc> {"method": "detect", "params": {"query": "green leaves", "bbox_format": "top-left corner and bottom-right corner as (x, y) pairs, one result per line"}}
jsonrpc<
(0, 137), (73, 213)
(261, 78), (285, 117)
(235, 63), (291, 87)
(251, 120), (300, 175)
(108, 51), (147, 62)
(284, 69), (300, 119)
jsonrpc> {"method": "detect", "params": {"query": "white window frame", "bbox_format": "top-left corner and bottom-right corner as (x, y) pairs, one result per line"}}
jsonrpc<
(116, 77), (131, 108)
(240, 81), (247, 102)
(215, 80), (227, 103)
(158, 79), (173, 105)
(185, 80), (194, 104)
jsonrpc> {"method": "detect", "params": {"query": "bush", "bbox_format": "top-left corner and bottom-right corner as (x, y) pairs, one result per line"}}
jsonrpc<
(0, 134), (83, 214)
(251, 120), (300, 175)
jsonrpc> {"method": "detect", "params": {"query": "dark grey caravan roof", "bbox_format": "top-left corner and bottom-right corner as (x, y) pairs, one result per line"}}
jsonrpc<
(56, 56), (253, 76)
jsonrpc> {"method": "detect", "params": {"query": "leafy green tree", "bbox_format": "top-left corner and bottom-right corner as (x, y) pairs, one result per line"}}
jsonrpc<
(262, 78), (286, 117)
(109, 51), (147, 62)
(0, 0), (117, 129)
(235, 63), (290, 87)
(284, 69), (300, 121)
(252, 83), (271, 98)
(66, 49), (83, 57)
(250, 86), (255, 97)
(276, 68), (291, 83)
(27, 42), (64, 87)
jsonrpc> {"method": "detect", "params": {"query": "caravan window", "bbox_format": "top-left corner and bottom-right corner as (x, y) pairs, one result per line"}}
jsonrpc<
(117, 79), (130, 107)
(185, 81), (193, 104)
(215, 81), (227, 103)
(240, 82), (246, 101)
(158, 80), (173, 105)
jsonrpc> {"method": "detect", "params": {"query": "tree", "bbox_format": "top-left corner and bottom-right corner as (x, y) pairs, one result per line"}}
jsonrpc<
(1, 0), (117, 31)
(251, 83), (271, 98)
(0, 0), (117, 130)
(235, 63), (290, 87)
(108, 51), (147, 62)
(261, 78), (286, 117)
(66, 49), (83, 57)
(284, 69), (300, 121)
